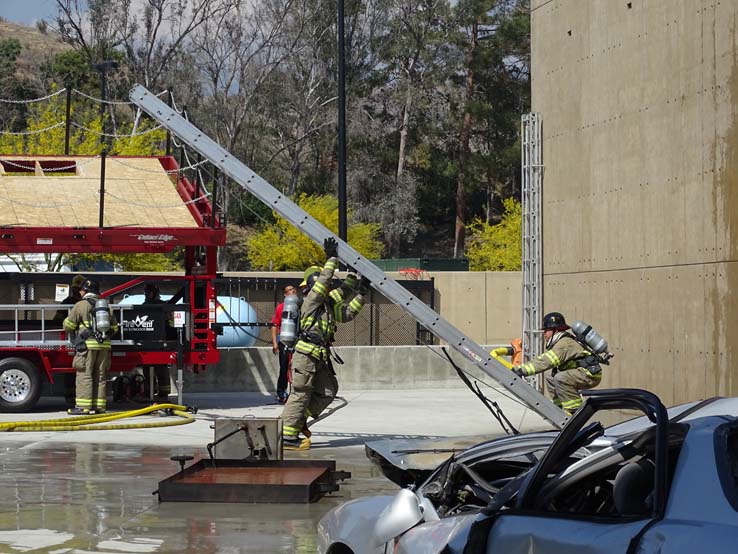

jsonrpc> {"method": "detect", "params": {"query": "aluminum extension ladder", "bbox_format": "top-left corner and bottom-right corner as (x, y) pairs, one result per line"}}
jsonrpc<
(130, 85), (567, 428)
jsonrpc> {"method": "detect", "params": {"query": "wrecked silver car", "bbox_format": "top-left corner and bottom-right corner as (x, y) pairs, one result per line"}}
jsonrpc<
(318, 390), (738, 553)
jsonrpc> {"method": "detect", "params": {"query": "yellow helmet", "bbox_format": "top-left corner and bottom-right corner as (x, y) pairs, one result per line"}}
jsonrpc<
(299, 266), (321, 287)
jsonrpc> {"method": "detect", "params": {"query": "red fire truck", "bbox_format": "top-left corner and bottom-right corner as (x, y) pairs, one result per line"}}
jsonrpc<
(0, 154), (226, 412)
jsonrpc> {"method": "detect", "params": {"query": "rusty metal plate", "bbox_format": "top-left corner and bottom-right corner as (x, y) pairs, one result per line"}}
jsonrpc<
(157, 459), (350, 503)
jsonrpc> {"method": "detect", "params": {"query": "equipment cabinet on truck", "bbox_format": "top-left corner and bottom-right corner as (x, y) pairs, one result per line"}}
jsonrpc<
(0, 154), (226, 412)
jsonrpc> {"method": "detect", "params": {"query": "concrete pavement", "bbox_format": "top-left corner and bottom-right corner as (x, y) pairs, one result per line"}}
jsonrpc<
(0, 388), (550, 553)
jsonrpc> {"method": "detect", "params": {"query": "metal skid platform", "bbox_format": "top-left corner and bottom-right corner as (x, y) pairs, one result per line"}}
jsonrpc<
(157, 459), (351, 503)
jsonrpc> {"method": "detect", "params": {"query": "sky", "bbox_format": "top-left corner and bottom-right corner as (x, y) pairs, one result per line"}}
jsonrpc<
(1, 0), (60, 25)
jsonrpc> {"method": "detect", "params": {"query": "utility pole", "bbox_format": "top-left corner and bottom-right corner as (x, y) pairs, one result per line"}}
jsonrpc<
(337, 0), (347, 242)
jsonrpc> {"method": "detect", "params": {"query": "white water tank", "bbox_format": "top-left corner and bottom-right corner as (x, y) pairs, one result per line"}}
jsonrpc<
(120, 294), (259, 348)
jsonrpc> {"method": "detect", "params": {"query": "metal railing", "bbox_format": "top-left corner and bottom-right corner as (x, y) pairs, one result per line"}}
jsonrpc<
(0, 303), (142, 347)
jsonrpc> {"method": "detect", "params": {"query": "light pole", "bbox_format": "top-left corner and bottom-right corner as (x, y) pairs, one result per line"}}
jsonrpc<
(91, 60), (118, 229)
(337, 0), (347, 242)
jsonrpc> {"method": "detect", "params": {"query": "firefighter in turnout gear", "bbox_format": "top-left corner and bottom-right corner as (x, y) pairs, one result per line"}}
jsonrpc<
(511, 312), (602, 416)
(63, 280), (119, 415)
(281, 237), (369, 450)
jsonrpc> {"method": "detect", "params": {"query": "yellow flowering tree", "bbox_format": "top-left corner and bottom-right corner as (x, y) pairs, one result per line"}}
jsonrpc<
(466, 197), (522, 271)
(247, 194), (383, 270)
(0, 85), (166, 156)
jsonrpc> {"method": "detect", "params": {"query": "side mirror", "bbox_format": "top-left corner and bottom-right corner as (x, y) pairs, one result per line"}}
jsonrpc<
(372, 489), (424, 547)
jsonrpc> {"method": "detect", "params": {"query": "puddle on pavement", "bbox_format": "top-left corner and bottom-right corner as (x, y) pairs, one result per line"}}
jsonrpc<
(0, 442), (397, 553)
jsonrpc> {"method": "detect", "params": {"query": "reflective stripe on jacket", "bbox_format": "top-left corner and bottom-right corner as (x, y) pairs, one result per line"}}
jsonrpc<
(295, 258), (365, 360)
(517, 333), (591, 377)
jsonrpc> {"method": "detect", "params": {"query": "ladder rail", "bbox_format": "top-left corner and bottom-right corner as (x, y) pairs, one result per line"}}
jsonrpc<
(130, 84), (567, 429)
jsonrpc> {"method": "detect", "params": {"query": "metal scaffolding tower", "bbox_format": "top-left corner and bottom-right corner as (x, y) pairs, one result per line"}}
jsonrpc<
(521, 113), (544, 379)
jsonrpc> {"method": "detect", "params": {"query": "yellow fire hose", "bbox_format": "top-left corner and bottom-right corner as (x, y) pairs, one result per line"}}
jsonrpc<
(0, 403), (196, 432)
(490, 347), (514, 369)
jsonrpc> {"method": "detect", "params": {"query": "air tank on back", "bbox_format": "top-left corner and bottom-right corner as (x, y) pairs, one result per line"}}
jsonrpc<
(570, 320), (608, 354)
(279, 293), (300, 348)
(93, 297), (111, 335)
(119, 294), (259, 348)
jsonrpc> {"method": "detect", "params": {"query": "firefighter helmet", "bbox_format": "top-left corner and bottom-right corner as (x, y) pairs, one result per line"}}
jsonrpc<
(300, 265), (321, 287)
(542, 311), (569, 331)
(81, 279), (100, 294)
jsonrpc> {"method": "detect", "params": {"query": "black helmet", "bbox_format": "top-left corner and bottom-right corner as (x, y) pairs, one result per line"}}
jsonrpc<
(542, 311), (569, 331)
(81, 279), (100, 294)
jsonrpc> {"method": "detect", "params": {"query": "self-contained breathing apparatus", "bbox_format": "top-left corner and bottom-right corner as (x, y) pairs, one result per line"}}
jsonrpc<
(570, 320), (614, 375)
(279, 294), (300, 350)
(74, 298), (112, 353)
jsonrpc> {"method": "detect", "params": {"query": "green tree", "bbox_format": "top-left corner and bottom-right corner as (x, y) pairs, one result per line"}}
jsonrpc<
(0, 38), (28, 130)
(0, 38), (21, 78)
(44, 49), (96, 90)
(466, 197), (521, 270)
(447, 0), (530, 257)
(247, 194), (382, 270)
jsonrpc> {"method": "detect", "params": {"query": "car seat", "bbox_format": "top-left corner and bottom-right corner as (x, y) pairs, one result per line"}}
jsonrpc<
(613, 458), (655, 515)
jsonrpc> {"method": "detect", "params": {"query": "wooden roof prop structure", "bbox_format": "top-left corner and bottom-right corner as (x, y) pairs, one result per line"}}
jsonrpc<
(0, 155), (224, 253)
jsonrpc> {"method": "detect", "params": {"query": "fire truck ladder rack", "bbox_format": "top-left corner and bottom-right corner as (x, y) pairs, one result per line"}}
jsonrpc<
(130, 84), (567, 429)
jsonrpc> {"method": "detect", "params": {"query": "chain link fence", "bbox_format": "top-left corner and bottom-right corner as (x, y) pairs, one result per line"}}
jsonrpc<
(215, 276), (436, 347)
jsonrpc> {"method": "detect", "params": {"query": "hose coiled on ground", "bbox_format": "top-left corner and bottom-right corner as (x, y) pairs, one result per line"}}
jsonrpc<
(0, 403), (197, 432)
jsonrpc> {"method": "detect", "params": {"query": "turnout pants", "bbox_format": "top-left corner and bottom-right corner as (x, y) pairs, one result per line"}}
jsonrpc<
(73, 348), (111, 411)
(147, 365), (171, 396)
(546, 368), (601, 413)
(281, 351), (338, 438)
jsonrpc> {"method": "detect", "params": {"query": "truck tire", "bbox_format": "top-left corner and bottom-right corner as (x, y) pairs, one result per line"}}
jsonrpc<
(0, 357), (42, 412)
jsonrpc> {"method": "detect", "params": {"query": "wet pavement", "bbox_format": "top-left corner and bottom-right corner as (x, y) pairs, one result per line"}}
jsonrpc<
(0, 389), (547, 553)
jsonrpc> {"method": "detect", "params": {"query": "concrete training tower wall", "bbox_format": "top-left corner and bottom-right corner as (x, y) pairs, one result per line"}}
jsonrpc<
(531, 0), (738, 405)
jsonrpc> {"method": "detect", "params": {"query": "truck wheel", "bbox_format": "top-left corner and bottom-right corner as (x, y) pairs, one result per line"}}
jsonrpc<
(0, 357), (41, 412)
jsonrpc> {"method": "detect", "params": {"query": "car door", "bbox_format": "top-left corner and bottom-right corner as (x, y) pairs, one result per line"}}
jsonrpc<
(481, 389), (672, 554)
(484, 511), (652, 554)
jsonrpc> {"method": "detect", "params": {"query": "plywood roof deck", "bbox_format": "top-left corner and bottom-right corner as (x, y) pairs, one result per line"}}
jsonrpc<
(0, 156), (198, 229)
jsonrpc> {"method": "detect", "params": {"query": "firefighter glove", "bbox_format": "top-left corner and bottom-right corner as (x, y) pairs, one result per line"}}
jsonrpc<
(359, 275), (371, 294)
(512, 367), (525, 378)
(324, 237), (338, 258)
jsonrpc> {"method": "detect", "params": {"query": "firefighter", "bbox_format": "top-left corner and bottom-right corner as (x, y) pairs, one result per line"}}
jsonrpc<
(54, 274), (86, 404)
(54, 274), (86, 322)
(142, 283), (172, 401)
(63, 280), (119, 415)
(511, 311), (602, 416)
(280, 237), (370, 450)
